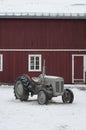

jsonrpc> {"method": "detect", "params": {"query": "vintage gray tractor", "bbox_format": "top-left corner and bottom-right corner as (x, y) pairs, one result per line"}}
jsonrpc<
(14, 61), (74, 105)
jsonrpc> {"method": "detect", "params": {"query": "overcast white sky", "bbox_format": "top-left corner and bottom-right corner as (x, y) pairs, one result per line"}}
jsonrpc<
(0, 0), (86, 13)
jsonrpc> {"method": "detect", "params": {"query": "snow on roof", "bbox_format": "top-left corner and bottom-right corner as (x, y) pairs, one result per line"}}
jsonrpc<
(0, 0), (86, 18)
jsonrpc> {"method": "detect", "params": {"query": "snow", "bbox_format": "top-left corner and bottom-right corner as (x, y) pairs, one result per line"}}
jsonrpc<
(0, 0), (86, 15)
(0, 85), (86, 130)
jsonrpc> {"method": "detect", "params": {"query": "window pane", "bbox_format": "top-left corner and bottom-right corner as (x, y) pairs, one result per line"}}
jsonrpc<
(29, 55), (41, 71)
(36, 57), (39, 61)
(30, 56), (34, 70)
(36, 60), (39, 65)
(35, 56), (39, 70)
(30, 66), (34, 70)
(31, 56), (34, 61)
(36, 65), (39, 70)
(31, 60), (34, 66)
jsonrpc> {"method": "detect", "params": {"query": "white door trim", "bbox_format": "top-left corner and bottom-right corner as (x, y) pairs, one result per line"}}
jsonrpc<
(72, 54), (85, 83)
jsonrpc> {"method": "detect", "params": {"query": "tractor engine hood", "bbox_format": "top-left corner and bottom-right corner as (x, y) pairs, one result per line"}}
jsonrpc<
(44, 75), (64, 81)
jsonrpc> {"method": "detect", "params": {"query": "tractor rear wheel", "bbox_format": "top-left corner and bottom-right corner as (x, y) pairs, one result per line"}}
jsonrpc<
(62, 89), (74, 103)
(14, 74), (31, 101)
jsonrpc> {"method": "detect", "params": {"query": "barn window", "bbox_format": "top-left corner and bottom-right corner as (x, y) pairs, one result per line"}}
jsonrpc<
(0, 54), (3, 71)
(29, 55), (41, 72)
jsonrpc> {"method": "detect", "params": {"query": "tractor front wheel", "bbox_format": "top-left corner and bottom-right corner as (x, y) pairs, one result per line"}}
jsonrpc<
(38, 90), (48, 105)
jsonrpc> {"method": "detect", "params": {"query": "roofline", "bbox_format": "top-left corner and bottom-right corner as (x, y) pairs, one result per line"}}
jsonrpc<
(0, 12), (86, 19)
(0, 49), (86, 52)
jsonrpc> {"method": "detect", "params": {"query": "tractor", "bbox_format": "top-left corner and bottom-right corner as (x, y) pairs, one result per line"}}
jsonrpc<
(14, 61), (74, 105)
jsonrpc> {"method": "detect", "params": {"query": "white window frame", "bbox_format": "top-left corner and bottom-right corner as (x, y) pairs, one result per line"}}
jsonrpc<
(28, 54), (42, 72)
(0, 54), (3, 71)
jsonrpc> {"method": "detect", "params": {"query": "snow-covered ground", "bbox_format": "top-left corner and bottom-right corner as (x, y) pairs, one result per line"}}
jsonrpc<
(0, 85), (86, 130)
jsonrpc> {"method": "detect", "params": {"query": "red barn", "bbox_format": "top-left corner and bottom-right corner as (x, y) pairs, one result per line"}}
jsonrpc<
(0, 12), (86, 84)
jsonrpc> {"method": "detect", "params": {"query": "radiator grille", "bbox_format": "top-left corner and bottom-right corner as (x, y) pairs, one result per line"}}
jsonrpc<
(56, 81), (64, 93)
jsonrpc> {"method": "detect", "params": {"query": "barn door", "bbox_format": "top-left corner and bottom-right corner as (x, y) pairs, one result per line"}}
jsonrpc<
(72, 55), (84, 83)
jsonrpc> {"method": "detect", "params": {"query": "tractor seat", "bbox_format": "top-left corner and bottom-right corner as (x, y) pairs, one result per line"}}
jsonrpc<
(32, 77), (41, 85)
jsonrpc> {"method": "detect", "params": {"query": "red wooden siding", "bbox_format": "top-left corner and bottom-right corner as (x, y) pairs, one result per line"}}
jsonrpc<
(0, 51), (86, 84)
(0, 18), (86, 83)
(0, 19), (86, 49)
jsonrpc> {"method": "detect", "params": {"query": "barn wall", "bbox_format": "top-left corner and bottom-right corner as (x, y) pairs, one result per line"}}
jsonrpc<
(0, 18), (86, 83)
(0, 51), (86, 84)
(0, 19), (86, 49)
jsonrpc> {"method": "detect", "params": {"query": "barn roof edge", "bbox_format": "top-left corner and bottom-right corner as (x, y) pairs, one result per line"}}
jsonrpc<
(0, 12), (86, 19)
